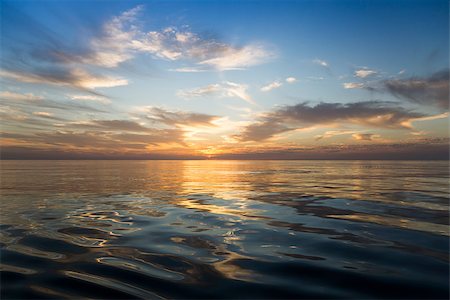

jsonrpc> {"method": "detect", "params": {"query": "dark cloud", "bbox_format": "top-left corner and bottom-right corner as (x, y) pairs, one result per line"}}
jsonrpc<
(236, 121), (292, 142)
(368, 70), (449, 110)
(236, 101), (425, 141)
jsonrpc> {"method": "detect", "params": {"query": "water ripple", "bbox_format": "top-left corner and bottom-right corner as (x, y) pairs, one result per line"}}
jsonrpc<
(1, 160), (448, 299)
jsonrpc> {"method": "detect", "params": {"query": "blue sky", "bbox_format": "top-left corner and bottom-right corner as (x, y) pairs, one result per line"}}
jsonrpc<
(0, 0), (448, 159)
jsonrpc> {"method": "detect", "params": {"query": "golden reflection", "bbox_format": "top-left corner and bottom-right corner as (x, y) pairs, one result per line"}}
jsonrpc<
(173, 198), (262, 220)
(212, 250), (255, 282)
(173, 160), (268, 219)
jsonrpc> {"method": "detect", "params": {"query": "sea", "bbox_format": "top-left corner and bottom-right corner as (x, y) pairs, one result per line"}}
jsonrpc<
(0, 160), (449, 299)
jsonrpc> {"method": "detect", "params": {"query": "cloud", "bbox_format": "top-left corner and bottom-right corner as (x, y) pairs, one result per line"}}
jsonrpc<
(1, 123), (188, 155)
(141, 107), (220, 127)
(83, 7), (273, 71)
(373, 70), (449, 110)
(31, 130), (183, 148)
(0, 5), (130, 93)
(71, 120), (154, 132)
(223, 82), (255, 104)
(169, 67), (208, 73)
(0, 91), (43, 101)
(315, 130), (357, 141)
(197, 44), (271, 71)
(352, 133), (379, 141)
(1, 4), (270, 101)
(80, 6), (143, 68)
(235, 101), (426, 141)
(32, 111), (53, 117)
(0, 69), (128, 90)
(313, 59), (328, 67)
(0, 91), (107, 114)
(343, 82), (364, 89)
(70, 69), (128, 89)
(234, 121), (292, 142)
(409, 112), (449, 123)
(354, 68), (377, 78)
(286, 77), (297, 83)
(177, 84), (221, 98)
(69, 95), (111, 104)
(410, 130), (428, 136)
(261, 81), (282, 92)
(177, 81), (255, 104)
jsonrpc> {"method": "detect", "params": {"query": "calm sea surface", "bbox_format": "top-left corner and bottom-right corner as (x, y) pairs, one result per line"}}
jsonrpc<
(0, 160), (449, 299)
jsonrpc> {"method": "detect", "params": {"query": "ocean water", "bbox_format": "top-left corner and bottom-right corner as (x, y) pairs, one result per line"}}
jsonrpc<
(0, 160), (448, 299)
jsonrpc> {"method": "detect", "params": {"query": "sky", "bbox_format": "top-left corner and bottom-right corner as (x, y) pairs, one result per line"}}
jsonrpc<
(0, 0), (449, 159)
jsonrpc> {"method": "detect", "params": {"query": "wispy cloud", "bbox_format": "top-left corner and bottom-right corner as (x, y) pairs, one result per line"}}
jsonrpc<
(1, 105), (223, 156)
(354, 68), (377, 78)
(223, 82), (255, 104)
(261, 81), (282, 92)
(140, 107), (220, 127)
(0, 5), (131, 94)
(169, 67), (208, 73)
(409, 112), (449, 123)
(69, 95), (111, 104)
(313, 58), (328, 67)
(343, 82), (364, 89)
(32, 111), (53, 117)
(1, 4), (271, 100)
(71, 120), (155, 132)
(197, 44), (271, 71)
(0, 69), (128, 90)
(0, 91), (107, 114)
(235, 101), (426, 141)
(5, 129), (185, 150)
(0, 91), (43, 101)
(83, 6), (273, 71)
(80, 5), (143, 68)
(177, 82), (255, 104)
(315, 130), (357, 141)
(352, 133), (379, 141)
(177, 84), (221, 98)
(286, 77), (297, 83)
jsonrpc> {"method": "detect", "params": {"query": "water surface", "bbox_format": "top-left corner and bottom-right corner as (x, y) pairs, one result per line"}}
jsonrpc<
(1, 160), (449, 299)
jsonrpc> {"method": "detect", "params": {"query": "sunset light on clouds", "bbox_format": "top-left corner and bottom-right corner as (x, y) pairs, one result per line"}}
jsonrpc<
(1, 0), (448, 159)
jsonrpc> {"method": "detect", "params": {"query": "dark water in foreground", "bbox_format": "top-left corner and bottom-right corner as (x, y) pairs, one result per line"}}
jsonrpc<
(0, 160), (449, 299)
